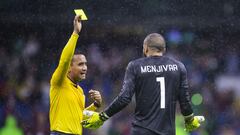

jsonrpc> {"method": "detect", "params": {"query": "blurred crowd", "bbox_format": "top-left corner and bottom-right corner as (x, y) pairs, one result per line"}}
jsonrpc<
(0, 28), (240, 135)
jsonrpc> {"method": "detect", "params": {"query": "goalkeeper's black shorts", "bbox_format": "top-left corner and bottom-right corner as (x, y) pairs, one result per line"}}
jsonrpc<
(130, 124), (159, 135)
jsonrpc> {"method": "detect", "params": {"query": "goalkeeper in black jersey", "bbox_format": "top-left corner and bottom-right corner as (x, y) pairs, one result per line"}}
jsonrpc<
(83, 33), (204, 135)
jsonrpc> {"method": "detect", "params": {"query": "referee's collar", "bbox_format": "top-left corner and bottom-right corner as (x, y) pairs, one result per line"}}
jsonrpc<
(67, 76), (78, 88)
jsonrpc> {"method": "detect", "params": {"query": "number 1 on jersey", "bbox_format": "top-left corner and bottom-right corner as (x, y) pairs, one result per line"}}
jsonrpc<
(156, 77), (165, 109)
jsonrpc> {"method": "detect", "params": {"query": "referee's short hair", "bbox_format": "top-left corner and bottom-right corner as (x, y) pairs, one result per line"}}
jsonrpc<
(71, 49), (86, 65)
(74, 49), (85, 56)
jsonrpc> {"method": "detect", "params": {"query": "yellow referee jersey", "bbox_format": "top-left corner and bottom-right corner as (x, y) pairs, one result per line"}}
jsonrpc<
(49, 33), (85, 134)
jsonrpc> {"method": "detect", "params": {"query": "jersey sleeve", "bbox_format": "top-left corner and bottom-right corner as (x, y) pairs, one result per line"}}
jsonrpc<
(84, 103), (97, 111)
(104, 62), (136, 117)
(50, 33), (79, 86)
(178, 63), (193, 116)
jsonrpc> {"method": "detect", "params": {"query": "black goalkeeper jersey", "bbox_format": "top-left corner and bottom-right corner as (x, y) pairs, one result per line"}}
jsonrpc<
(104, 56), (193, 135)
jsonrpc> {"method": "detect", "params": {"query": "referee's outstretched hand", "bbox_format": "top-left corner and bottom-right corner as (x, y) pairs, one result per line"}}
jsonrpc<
(73, 15), (82, 34)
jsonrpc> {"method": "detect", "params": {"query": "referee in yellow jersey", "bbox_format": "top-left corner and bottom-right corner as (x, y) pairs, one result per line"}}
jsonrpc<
(49, 15), (102, 135)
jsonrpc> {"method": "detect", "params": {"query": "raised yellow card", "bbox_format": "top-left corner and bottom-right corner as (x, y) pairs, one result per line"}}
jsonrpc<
(74, 9), (88, 20)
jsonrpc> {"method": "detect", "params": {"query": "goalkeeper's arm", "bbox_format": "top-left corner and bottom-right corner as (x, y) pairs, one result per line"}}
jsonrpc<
(82, 62), (136, 129)
(178, 63), (204, 132)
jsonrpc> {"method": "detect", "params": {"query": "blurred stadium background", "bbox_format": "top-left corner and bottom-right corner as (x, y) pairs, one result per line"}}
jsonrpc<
(0, 0), (240, 135)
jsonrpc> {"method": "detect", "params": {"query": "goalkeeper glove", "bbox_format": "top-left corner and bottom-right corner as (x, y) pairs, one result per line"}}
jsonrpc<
(184, 114), (205, 132)
(82, 112), (109, 129)
(83, 110), (97, 121)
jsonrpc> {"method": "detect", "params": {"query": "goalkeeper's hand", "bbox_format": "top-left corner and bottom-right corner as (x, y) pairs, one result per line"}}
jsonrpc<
(184, 115), (205, 132)
(82, 112), (109, 129)
(83, 110), (97, 121)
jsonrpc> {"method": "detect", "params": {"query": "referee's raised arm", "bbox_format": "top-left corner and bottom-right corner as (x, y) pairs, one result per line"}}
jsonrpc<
(51, 15), (82, 86)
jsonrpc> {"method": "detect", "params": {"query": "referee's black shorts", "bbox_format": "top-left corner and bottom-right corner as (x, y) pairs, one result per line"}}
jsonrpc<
(130, 124), (159, 135)
(50, 131), (75, 135)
